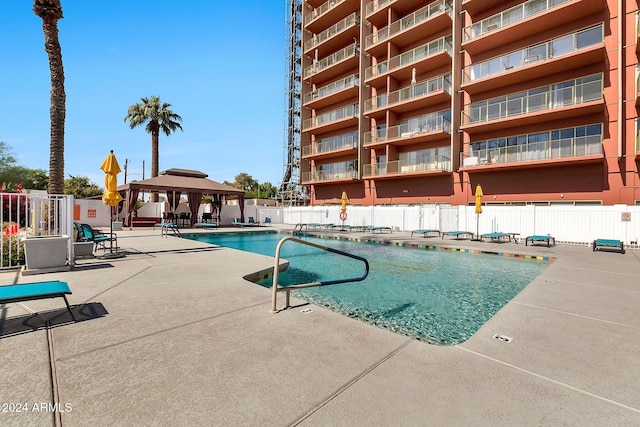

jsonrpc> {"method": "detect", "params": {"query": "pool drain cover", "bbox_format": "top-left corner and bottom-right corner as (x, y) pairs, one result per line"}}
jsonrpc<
(301, 308), (313, 314)
(493, 333), (513, 343)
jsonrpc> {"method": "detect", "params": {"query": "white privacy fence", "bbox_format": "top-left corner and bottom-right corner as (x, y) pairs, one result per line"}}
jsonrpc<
(0, 193), (74, 270)
(271, 204), (640, 246)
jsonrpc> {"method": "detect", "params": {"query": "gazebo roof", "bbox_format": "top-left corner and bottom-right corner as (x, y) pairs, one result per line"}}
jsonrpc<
(117, 168), (245, 196)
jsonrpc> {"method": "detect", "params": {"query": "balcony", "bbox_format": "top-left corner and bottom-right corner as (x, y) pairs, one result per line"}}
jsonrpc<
(365, 0), (451, 58)
(364, 74), (451, 119)
(637, 12), (640, 52)
(304, 74), (359, 109)
(461, 74), (604, 133)
(301, 132), (359, 160)
(462, 0), (510, 16)
(462, 0), (602, 55)
(303, 104), (359, 133)
(363, 114), (451, 148)
(460, 132), (603, 172)
(363, 156), (452, 178)
(303, 43), (359, 83)
(301, 168), (358, 184)
(365, 36), (452, 87)
(305, 0), (355, 34)
(461, 24), (604, 94)
(304, 12), (359, 58)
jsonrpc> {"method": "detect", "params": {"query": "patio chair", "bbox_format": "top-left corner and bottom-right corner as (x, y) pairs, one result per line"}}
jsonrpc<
(264, 216), (272, 225)
(74, 222), (117, 251)
(201, 212), (213, 223)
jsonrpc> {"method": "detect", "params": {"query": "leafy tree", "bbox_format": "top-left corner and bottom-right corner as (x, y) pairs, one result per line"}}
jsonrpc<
(259, 182), (277, 198)
(124, 96), (183, 202)
(233, 173), (256, 191)
(0, 166), (48, 190)
(33, 0), (66, 194)
(64, 175), (104, 199)
(0, 141), (17, 172)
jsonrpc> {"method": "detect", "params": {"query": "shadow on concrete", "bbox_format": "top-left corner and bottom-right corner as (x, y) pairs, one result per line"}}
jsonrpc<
(0, 302), (108, 339)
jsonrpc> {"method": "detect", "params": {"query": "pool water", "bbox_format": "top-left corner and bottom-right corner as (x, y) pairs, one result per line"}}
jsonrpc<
(184, 231), (548, 345)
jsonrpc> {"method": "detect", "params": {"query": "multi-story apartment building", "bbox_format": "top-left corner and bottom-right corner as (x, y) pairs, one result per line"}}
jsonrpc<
(298, 0), (640, 206)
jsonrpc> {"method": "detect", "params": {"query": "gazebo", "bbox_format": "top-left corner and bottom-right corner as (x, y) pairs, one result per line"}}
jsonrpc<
(117, 168), (246, 227)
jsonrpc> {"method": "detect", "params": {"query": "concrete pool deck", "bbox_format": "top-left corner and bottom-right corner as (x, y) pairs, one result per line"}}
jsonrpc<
(1, 226), (639, 426)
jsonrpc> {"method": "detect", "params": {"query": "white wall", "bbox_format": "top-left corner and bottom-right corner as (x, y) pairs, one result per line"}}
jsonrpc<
(281, 204), (640, 246)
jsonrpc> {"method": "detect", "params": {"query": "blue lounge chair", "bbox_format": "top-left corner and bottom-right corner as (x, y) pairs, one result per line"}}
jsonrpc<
(0, 281), (76, 321)
(411, 229), (441, 237)
(481, 232), (511, 243)
(593, 238), (625, 254)
(363, 226), (393, 233)
(442, 231), (474, 240)
(525, 235), (555, 247)
(74, 222), (117, 251)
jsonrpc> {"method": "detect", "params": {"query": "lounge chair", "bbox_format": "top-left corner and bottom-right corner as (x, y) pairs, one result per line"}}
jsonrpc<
(442, 231), (474, 240)
(411, 229), (441, 237)
(248, 217), (259, 225)
(481, 232), (517, 243)
(363, 226), (392, 233)
(525, 235), (555, 247)
(74, 222), (117, 251)
(593, 238), (625, 254)
(194, 222), (218, 229)
(0, 280), (76, 321)
(264, 217), (272, 225)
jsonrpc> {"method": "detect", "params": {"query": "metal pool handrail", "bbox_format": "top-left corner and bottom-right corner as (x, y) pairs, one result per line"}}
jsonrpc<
(269, 236), (369, 313)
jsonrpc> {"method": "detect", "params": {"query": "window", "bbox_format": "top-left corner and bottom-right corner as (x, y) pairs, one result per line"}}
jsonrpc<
(576, 25), (602, 49)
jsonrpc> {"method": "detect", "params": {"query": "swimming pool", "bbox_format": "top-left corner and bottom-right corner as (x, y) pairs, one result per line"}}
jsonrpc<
(184, 231), (548, 345)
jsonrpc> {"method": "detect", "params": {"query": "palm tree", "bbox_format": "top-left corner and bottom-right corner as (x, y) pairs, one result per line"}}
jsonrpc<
(124, 96), (183, 202)
(33, 0), (65, 194)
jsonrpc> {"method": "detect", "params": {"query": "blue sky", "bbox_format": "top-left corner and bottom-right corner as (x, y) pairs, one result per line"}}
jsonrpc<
(0, 0), (286, 188)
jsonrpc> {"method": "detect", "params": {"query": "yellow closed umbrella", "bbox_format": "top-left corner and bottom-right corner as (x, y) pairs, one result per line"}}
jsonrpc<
(99, 150), (124, 256)
(100, 150), (124, 207)
(339, 191), (348, 230)
(474, 184), (483, 215)
(473, 184), (483, 240)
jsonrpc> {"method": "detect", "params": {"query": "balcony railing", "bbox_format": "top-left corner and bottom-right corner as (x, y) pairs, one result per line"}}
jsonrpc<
(461, 134), (603, 167)
(463, 0), (570, 42)
(302, 132), (359, 156)
(302, 168), (358, 183)
(363, 156), (452, 176)
(365, 0), (394, 17)
(365, 0), (450, 49)
(365, 74), (451, 112)
(304, 44), (358, 79)
(304, 74), (359, 104)
(462, 74), (603, 125)
(302, 104), (359, 130)
(304, 12), (359, 52)
(462, 24), (603, 83)
(365, 36), (452, 81)
(363, 115), (451, 145)
(305, 0), (346, 26)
